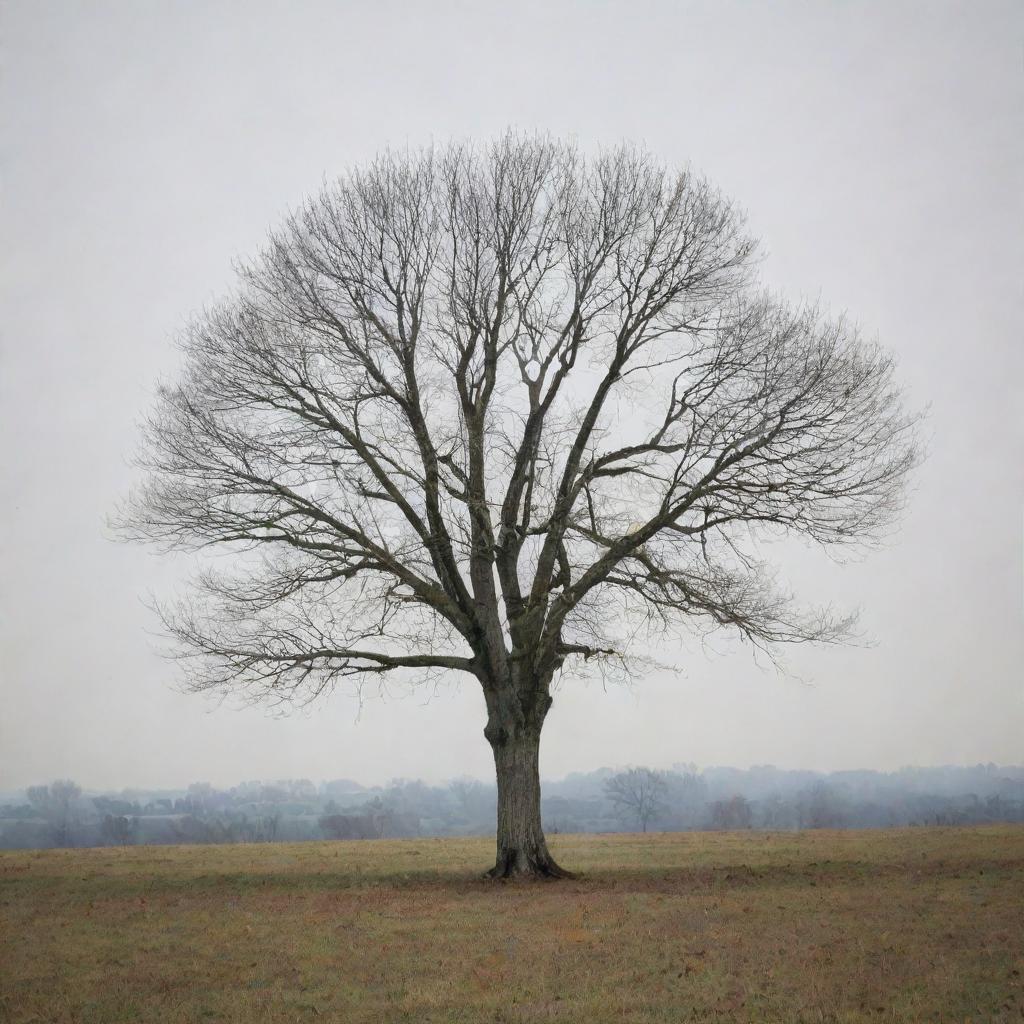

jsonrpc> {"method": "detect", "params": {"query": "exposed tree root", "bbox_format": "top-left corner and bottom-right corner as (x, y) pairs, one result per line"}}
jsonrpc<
(485, 850), (577, 880)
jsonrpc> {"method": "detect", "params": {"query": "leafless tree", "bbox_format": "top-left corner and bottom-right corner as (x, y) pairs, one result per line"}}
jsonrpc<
(26, 780), (82, 848)
(118, 133), (919, 877)
(604, 768), (669, 832)
(709, 794), (754, 830)
(255, 811), (282, 843)
(100, 813), (138, 846)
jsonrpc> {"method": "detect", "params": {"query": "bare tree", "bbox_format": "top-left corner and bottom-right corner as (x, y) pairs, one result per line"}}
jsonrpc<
(709, 794), (754, 830)
(26, 780), (82, 848)
(118, 133), (919, 877)
(100, 813), (138, 846)
(604, 768), (669, 832)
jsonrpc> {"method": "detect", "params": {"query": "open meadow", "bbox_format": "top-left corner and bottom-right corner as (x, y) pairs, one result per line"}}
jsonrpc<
(1, 826), (1022, 1023)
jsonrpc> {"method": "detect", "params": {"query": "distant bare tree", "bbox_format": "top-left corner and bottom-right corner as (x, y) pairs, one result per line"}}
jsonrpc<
(709, 794), (754, 830)
(185, 782), (215, 816)
(267, 812), (283, 842)
(319, 811), (383, 840)
(100, 813), (138, 846)
(119, 133), (919, 877)
(664, 769), (708, 828)
(604, 768), (669, 832)
(450, 777), (496, 823)
(27, 780), (82, 848)
(800, 781), (846, 829)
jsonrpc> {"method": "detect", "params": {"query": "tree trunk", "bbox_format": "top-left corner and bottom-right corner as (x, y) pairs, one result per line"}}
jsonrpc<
(486, 720), (572, 879)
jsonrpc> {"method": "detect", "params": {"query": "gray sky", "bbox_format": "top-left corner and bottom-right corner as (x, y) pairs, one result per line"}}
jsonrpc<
(2, 0), (1021, 792)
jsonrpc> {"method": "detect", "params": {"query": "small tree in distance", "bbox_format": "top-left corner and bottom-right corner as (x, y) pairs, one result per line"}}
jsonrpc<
(100, 813), (138, 846)
(119, 132), (919, 878)
(26, 780), (82, 848)
(604, 768), (669, 833)
(709, 794), (754, 831)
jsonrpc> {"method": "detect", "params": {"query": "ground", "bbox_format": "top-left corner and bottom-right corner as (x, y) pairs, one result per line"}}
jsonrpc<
(1, 826), (1022, 1023)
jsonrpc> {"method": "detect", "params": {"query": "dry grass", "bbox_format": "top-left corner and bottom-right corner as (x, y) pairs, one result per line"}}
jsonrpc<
(1, 826), (1022, 1022)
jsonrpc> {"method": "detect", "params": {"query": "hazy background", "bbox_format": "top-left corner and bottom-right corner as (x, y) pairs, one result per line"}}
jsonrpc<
(2, 0), (1021, 792)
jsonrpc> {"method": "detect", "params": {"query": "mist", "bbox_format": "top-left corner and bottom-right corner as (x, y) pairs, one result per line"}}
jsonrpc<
(4, 762), (1022, 851)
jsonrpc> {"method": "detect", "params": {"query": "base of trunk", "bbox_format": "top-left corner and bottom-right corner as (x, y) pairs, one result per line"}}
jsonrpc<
(486, 843), (575, 880)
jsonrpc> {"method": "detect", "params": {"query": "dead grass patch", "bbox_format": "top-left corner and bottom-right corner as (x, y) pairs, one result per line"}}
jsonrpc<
(1, 826), (1022, 1022)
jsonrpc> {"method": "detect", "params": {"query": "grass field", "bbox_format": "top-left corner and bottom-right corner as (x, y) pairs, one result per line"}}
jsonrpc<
(1, 826), (1022, 1023)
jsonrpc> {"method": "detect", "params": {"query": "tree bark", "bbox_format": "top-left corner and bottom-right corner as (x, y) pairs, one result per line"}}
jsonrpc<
(485, 717), (572, 879)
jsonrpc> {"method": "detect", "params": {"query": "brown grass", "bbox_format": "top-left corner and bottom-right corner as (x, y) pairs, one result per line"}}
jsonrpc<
(1, 826), (1022, 1022)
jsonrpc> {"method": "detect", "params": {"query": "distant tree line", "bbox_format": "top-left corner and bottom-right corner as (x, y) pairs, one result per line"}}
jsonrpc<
(1, 763), (1021, 850)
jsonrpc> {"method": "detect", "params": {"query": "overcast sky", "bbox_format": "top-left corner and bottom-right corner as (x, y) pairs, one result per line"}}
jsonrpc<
(1, 0), (1021, 792)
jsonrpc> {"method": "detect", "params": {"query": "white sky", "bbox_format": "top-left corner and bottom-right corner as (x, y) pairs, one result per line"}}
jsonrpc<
(1, 0), (1021, 791)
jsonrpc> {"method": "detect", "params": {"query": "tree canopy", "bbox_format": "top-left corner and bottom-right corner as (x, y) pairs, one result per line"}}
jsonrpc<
(120, 133), (919, 875)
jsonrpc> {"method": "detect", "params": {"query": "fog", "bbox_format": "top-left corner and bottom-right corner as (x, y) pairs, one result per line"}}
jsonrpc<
(1, 1), (1021, 793)
(4, 764), (1023, 851)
